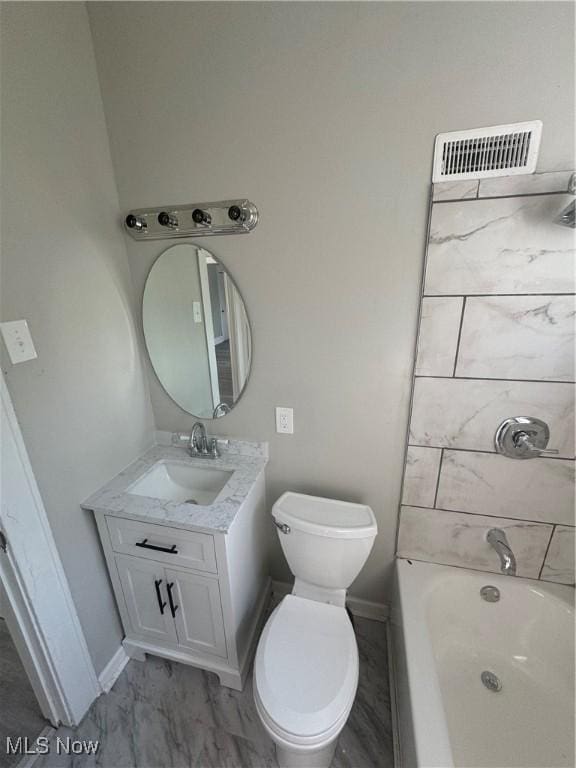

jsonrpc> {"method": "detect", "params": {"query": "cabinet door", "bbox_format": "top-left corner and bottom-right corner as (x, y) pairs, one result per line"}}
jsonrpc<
(165, 568), (227, 658)
(115, 555), (177, 644)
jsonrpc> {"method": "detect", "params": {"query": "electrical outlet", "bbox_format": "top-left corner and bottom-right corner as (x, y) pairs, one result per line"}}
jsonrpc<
(0, 320), (37, 364)
(275, 407), (294, 434)
(192, 301), (203, 323)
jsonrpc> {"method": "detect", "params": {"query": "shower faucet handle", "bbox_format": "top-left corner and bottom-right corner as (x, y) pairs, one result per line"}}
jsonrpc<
(514, 431), (559, 456)
(495, 416), (559, 459)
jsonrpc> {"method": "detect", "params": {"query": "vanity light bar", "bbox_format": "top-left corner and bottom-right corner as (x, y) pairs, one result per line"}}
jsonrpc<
(124, 199), (259, 240)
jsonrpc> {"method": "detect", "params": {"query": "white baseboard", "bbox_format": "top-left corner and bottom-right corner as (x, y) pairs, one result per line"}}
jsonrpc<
(271, 580), (389, 622)
(270, 580), (291, 601)
(98, 645), (129, 694)
(347, 594), (389, 622)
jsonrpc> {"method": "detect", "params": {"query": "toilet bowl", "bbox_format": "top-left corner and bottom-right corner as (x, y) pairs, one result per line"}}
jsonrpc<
(254, 492), (377, 768)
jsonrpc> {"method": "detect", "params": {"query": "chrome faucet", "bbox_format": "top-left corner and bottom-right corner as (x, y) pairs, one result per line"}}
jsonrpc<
(486, 528), (516, 576)
(188, 422), (220, 459)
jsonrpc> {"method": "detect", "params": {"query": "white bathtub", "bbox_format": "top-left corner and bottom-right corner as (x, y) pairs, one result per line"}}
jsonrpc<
(391, 558), (575, 768)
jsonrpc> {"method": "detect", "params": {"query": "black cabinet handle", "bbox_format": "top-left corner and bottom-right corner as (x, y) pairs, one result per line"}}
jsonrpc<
(154, 579), (167, 615)
(167, 582), (178, 618)
(135, 538), (178, 555)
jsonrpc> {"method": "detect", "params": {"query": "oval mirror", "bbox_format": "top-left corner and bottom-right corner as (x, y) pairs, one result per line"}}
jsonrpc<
(142, 244), (252, 419)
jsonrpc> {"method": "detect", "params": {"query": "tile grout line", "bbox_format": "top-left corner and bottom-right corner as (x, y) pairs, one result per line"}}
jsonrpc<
(415, 374), (576, 384)
(432, 448), (444, 508)
(406, 444), (574, 461)
(433, 188), (572, 204)
(423, 292), (575, 299)
(538, 525), (556, 579)
(397, 555), (560, 585)
(400, 503), (572, 529)
(394, 185), (435, 558)
(452, 297), (467, 377)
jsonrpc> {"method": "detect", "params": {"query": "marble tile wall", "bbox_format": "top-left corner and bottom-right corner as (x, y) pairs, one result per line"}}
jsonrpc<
(409, 378), (575, 455)
(456, 296), (575, 382)
(424, 194), (574, 295)
(415, 298), (463, 376)
(398, 170), (576, 585)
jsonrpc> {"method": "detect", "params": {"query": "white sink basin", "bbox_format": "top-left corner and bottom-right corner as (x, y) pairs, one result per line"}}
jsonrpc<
(127, 461), (233, 505)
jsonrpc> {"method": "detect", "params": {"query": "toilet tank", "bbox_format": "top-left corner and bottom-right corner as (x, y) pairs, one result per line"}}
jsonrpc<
(272, 492), (378, 590)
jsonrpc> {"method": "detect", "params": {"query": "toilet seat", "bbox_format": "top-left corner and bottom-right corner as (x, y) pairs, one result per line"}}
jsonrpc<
(254, 595), (359, 746)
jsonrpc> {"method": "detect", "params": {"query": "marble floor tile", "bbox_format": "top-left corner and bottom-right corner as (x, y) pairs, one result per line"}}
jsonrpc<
(32, 613), (393, 768)
(0, 619), (47, 768)
(334, 618), (393, 768)
(192, 727), (277, 768)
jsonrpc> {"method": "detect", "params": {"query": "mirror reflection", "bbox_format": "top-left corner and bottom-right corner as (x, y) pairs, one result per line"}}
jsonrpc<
(142, 244), (251, 419)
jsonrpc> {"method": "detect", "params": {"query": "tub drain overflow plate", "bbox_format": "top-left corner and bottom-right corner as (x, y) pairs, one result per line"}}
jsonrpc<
(480, 585), (500, 602)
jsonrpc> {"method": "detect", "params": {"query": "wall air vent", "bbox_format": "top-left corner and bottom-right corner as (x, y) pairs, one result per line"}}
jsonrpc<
(432, 121), (542, 182)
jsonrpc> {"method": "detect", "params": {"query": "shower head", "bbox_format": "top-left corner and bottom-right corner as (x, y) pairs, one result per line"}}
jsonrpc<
(555, 199), (575, 228)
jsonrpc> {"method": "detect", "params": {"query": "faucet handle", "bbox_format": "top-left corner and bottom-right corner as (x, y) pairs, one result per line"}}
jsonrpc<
(172, 431), (192, 446)
(495, 417), (559, 460)
(514, 431), (559, 457)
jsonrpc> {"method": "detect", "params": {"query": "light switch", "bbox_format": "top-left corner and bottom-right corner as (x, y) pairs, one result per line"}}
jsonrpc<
(0, 320), (37, 364)
(193, 301), (203, 323)
(276, 407), (294, 434)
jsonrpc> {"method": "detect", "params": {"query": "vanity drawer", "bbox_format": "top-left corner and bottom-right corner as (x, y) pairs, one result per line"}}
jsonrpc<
(105, 516), (217, 574)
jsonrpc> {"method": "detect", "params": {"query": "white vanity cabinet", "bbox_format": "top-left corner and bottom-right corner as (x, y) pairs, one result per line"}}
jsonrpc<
(114, 555), (227, 657)
(88, 456), (270, 691)
(115, 554), (179, 645)
(166, 566), (227, 657)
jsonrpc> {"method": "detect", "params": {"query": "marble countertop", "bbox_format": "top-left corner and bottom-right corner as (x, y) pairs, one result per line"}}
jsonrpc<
(81, 440), (268, 534)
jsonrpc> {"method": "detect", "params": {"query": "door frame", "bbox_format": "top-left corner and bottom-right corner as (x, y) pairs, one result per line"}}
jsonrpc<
(224, 274), (251, 401)
(197, 252), (221, 410)
(0, 372), (100, 726)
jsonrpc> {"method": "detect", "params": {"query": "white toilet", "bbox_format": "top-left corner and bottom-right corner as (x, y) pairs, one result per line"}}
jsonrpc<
(254, 492), (378, 768)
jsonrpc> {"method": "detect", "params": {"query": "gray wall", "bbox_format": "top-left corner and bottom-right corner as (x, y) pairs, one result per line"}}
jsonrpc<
(88, 1), (575, 603)
(0, 3), (155, 673)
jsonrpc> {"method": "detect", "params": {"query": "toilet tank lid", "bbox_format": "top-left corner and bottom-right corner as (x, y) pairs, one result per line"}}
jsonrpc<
(272, 492), (377, 539)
